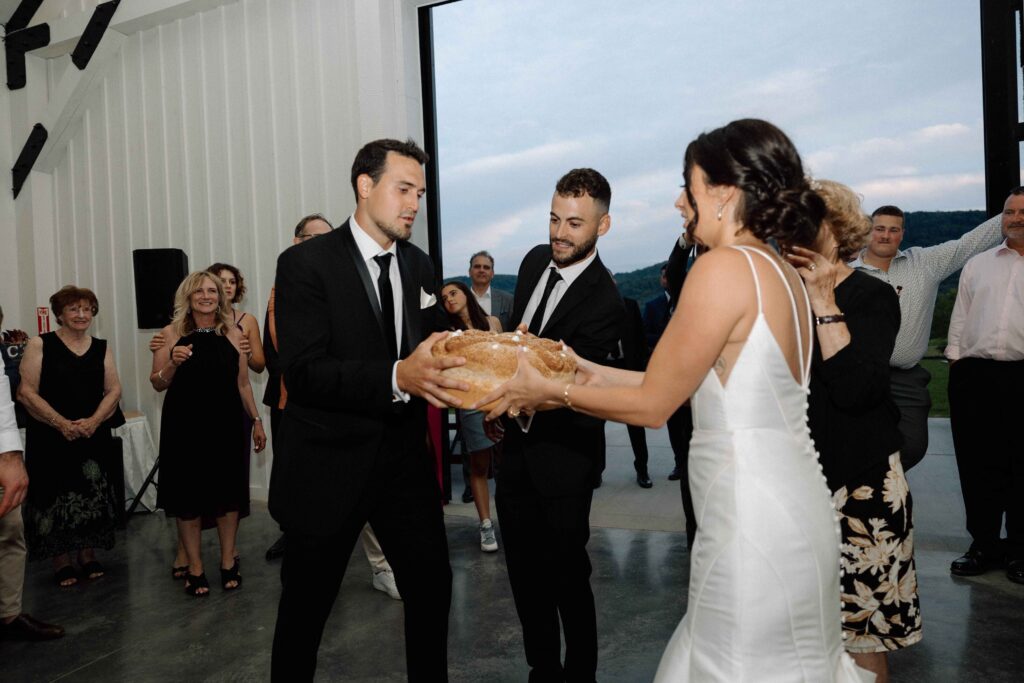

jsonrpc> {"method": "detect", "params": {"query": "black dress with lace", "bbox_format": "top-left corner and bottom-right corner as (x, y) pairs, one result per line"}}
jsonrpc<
(23, 332), (117, 559)
(157, 330), (247, 519)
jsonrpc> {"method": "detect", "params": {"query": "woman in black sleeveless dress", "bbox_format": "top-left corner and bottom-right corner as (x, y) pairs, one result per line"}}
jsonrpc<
(17, 286), (123, 586)
(151, 272), (266, 596)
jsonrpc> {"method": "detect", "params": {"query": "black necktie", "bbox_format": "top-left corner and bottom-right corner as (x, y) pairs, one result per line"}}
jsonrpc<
(528, 267), (562, 335)
(373, 253), (398, 359)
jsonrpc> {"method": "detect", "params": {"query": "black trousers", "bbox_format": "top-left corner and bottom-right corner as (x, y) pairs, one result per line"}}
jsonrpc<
(667, 405), (696, 547)
(496, 476), (597, 683)
(626, 425), (649, 475)
(890, 364), (932, 471)
(948, 358), (1024, 560)
(271, 446), (452, 682)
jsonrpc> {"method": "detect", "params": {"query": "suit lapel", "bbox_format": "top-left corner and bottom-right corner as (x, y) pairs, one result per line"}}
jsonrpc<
(338, 222), (386, 337)
(542, 254), (604, 335)
(396, 245), (420, 354)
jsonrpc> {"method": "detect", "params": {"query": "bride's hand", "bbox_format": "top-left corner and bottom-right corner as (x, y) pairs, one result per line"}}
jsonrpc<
(471, 348), (560, 421)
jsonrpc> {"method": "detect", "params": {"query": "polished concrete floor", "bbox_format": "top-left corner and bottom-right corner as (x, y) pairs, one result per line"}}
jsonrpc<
(3, 421), (1022, 682)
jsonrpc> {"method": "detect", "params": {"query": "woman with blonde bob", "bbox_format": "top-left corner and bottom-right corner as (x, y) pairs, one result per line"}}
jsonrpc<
(150, 271), (266, 597)
(787, 179), (920, 682)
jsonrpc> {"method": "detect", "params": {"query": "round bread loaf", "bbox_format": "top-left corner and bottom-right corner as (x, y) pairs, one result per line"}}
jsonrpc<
(432, 329), (576, 411)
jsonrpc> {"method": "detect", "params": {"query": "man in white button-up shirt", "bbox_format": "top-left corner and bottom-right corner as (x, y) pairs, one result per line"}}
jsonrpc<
(944, 187), (1024, 584)
(0, 371), (64, 640)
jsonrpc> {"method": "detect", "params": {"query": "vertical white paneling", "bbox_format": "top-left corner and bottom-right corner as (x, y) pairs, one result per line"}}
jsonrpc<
(15, 0), (430, 500)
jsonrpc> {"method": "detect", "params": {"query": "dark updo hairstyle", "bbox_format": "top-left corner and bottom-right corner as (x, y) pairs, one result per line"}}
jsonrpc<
(207, 262), (245, 304)
(683, 119), (824, 251)
(441, 280), (490, 332)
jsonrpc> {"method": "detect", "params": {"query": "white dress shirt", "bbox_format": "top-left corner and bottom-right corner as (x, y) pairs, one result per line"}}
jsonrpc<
(0, 373), (22, 455)
(474, 286), (492, 315)
(945, 241), (1024, 362)
(349, 216), (409, 401)
(520, 250), (599, 335)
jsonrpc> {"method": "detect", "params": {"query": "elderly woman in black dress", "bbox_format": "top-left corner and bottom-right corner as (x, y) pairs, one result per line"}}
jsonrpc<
(150, 272), (266, 596)
(17, 286), (122, 586)
(788, 179), (921, 683)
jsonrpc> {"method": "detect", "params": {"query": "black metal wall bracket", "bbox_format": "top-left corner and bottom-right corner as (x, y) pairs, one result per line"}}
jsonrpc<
(71, 0), (121, 70)
(4, 22), (49, 90)
(12, 122), (47, 198)
(4, 0), (43, 32)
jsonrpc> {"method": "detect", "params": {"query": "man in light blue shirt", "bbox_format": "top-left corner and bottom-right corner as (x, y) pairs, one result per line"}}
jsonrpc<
(850, 206), (1002, 469)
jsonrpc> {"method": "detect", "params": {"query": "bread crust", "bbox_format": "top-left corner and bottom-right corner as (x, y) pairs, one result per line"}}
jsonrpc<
(431, 329), (576, 411)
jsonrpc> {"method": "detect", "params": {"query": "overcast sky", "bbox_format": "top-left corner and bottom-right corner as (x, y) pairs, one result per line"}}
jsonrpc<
(433, 0), (993, 277)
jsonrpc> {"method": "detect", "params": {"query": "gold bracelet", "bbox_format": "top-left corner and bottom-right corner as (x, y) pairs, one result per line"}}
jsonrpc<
(563, 383), (573, 409)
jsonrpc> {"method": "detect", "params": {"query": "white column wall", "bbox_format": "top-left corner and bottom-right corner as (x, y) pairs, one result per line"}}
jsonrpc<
(0, 0), (433, 501)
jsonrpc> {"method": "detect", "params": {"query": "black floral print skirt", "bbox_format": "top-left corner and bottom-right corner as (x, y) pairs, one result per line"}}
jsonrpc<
(833, 452), (922, 653)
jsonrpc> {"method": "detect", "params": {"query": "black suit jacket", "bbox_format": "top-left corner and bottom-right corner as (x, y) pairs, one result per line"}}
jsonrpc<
(500, 245), (625, 496)
(642, 293), (670, 350)
(269, 220), (440, 535)
(620, 297), (649, 372)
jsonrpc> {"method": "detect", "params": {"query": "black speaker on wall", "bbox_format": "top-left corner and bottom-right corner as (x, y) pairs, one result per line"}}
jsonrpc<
(132, 249), (188, 329)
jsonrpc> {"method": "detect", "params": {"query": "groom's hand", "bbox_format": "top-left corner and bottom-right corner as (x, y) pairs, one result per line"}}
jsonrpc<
(396, 332), (470, 409)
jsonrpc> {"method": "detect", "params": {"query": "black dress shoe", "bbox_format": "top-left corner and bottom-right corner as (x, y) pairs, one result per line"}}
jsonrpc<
(950, 548), (1002, 576)
(461, 487), (474, 504)
(0, 614), (65, 641)
(265, 535), (286, 561)
(636, 474), (653, 489)
(1007, 560), (1024, 585)
(667, 467), (681, 481)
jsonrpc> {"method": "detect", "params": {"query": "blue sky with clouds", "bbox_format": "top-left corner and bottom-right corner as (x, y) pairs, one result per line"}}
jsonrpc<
(432, 0), (989, 277)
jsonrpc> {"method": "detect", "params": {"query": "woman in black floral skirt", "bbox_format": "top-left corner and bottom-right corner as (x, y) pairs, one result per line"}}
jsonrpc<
(788, 180), (921, 683)
(17, 286), (123, 587)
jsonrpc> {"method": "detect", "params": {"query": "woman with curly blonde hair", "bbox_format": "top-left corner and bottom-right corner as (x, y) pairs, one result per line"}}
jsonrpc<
(150, 272), (266, 596)
(788, 179), (920, 682)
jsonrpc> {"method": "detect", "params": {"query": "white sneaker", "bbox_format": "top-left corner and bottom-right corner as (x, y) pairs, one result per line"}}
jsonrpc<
(372, 569), (402, 600)
(479, 519), (498, 553)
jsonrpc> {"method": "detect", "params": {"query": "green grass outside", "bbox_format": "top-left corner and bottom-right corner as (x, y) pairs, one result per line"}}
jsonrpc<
(921, 337), (949, 417)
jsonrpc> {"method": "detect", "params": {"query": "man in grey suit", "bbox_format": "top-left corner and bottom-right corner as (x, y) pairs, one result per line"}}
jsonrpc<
(469, 251), (513, 331)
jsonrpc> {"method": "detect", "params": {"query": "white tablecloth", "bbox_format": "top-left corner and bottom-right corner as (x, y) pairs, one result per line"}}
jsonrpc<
(114, 414), (158, 511)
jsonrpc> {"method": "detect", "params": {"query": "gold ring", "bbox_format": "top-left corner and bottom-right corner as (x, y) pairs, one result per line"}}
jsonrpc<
(808, 263), (816, 271)
(508, 407), (521, 418)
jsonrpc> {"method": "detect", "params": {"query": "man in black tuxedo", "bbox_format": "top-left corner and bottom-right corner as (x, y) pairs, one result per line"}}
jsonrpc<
(269, 139), (465, 681)
(496, 168), (624, 682)
(642, 265), (671, 350)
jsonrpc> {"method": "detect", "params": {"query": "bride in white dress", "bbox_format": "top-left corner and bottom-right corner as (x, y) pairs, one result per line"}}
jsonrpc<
(476, 119), (873, 682)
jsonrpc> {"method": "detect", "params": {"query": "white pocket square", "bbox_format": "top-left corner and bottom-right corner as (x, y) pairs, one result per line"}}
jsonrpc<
(420, 289), (437, 309)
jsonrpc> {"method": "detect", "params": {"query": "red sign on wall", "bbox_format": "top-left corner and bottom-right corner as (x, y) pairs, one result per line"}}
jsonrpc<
(36, 307), (50, 334)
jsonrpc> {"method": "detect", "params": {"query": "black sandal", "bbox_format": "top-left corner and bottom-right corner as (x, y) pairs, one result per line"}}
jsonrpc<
(80, 560), (105, 580)
(184, 572), (210, 597)
(54, 565), (79, 587)
(220, 559), (242, 591)
(171, 564), (189, 580)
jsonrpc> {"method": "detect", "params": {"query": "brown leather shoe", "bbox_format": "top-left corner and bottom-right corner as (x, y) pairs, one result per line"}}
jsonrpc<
(0, 613), (65, 641)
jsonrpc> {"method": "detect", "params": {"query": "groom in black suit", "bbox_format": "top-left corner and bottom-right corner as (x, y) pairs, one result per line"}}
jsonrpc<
(496, 168), (625, 682)
(269, 139), (465, 681)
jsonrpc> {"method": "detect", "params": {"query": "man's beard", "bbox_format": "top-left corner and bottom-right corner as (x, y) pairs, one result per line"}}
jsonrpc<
(551, 234), (598, 267)
(379, 220), (412, 243)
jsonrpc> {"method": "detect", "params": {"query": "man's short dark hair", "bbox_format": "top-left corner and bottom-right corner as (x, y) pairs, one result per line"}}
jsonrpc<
(1009, 186), (1024, 197)
(871, 205), (905, 221)
(293, 213), (333, 238)
(470, 251), (494, 268)
(350, 138), (429, 200)
(555, 168), (611, 214)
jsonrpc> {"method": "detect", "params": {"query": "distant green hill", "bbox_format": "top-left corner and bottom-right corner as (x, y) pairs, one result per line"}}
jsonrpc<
(446, 210), (991, 312)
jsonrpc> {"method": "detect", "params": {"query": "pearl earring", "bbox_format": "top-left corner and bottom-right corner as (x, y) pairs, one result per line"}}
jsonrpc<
(716, 204), (724, 221)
